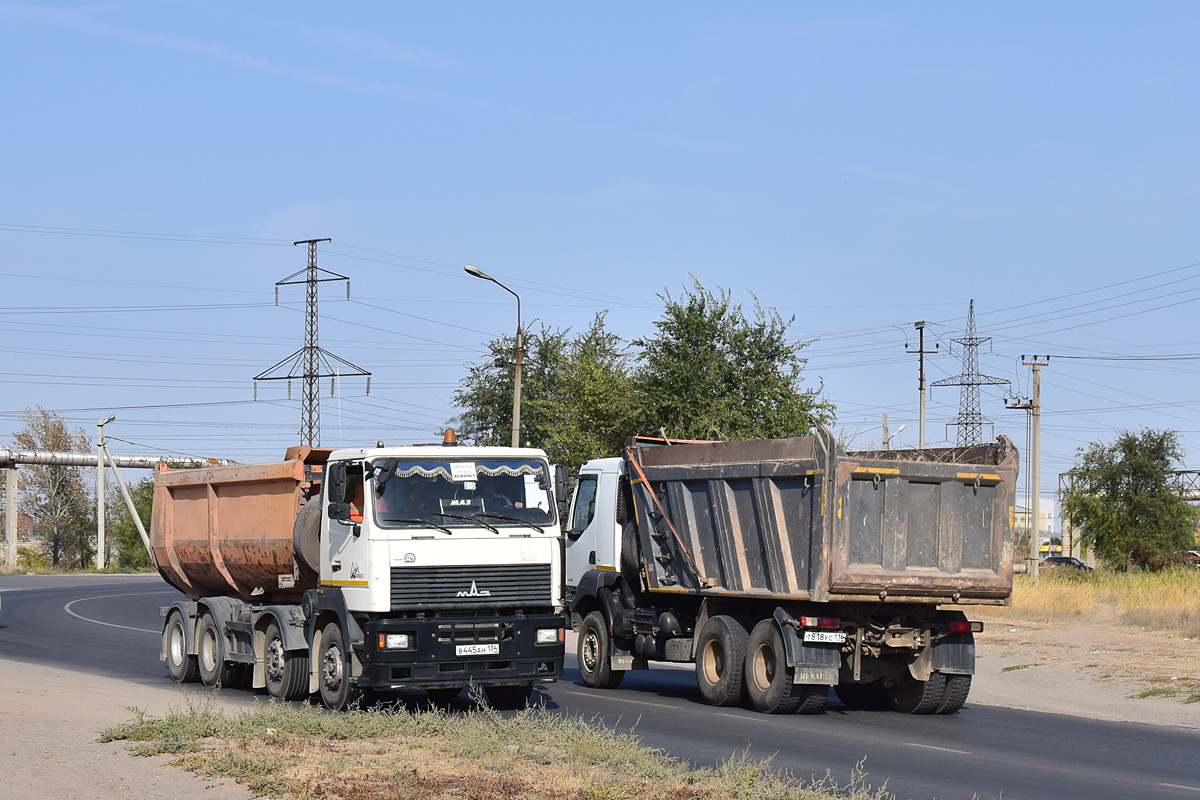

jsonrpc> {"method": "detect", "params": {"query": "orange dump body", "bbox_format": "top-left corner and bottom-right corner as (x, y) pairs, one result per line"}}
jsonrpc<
(150, 448), (329, 602)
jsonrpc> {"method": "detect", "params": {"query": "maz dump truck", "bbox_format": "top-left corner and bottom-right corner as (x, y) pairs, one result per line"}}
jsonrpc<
(152, 431), (567, 711)
(564, 429), (1018, 715)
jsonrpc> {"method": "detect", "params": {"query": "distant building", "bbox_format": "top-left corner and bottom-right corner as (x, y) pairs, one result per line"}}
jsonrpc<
(0, 511), (34, 541)
(1014, 498), (1054, 546)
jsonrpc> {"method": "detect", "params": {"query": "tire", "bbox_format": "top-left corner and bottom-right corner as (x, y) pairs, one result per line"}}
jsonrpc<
(795, 684), (829, 714)
(165, 611), (199, 683)
(888, 671), (947, 714)
(834, 681), (888, 710)
(484, 684), (534, 710)
(936, 674), (972, 715)
(744, 620), (802, 713)
(695, 615), (749, 707)
(425, 687), (463, 706)
(318, 621), (359, 711)
(578, 611), (624, 689)
(196, 613), (234, 688)
(619, 520), (641, 581)
(264, 622), (309, 701)
(227, 662), (253, 690)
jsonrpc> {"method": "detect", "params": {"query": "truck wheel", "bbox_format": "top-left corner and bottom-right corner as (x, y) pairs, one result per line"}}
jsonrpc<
(265, 622), (309, 701)
(834, 682), (888, 710)
(887, 672), (947, 714)
(165, 610), (198, 683)
(745, 620), (802, 713)
(619, 520), (640, 580)
(794, 684), (828, 714)
(579, 611), (624, 689)
(318, 621), (359, 711)
(425, 687), (462, 707)
(695, 615), (748, 707)
(936, 674), (972, 714)
(197, 613), (234, 688)
(484, 684), (534, 709)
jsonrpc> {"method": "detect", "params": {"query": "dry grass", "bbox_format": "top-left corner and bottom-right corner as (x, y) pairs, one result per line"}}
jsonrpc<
(101, 698), (895, 800)
(976, 568), (1200, 638)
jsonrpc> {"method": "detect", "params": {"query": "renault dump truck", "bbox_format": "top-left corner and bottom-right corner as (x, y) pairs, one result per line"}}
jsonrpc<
(564, 429), (1017, 715)
(153, 432), (567, 711)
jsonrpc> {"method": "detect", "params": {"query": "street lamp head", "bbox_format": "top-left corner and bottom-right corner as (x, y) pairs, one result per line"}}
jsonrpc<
(100, 415), (116, 426)
(464, 264), (495, 282)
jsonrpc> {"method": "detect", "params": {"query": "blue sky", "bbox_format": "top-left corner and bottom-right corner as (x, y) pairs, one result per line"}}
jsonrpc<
(3, 3), (1200, 525)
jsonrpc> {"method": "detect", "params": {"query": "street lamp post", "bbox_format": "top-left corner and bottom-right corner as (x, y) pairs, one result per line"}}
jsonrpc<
(96, 415), (115, 569)
(464, 265), (523, 448)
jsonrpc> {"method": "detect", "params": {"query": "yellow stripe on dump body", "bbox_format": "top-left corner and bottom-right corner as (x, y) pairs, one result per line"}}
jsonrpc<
(853, 467), (900, 475)
(957, 472), (1001, 481)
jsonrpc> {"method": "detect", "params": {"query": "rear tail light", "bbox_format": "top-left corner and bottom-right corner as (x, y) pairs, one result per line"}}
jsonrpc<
(799, 616), (841, 629)
(948, 621), (983, 633)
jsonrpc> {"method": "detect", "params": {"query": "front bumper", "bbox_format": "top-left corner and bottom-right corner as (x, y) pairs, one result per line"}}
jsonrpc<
(356, 613), (565, 690)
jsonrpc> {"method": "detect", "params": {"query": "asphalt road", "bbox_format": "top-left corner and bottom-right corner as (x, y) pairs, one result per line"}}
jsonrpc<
(2, 574), (1198, 800)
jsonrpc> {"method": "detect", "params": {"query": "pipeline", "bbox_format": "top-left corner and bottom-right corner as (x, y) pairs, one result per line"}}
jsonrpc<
(0, 448), (236, 469)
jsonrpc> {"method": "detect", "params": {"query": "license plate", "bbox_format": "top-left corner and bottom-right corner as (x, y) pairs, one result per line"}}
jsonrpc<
(456, 643), (500, 657)
(803, 630), (846, 644)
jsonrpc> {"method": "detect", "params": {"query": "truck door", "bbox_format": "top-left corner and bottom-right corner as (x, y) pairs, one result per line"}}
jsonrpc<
(323, 461), (372, 606)
(564, 473), (600, 589)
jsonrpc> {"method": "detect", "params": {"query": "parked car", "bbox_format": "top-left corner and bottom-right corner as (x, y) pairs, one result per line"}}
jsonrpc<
(1178, 550), (1200, 569)
(1041, 556), (1094, 573)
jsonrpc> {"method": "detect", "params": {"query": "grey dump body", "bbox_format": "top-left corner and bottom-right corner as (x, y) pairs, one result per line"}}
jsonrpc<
(627, 428), (1018, 606)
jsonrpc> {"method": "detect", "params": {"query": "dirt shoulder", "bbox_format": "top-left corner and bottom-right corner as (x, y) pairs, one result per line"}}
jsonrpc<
(1, 614), (1196, 800)
(969, 605), (1200, 729)
(0, 662), (255, 800)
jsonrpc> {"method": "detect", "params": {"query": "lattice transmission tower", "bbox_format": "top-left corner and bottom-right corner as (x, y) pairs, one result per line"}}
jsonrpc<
(254, 238), (371, 446)
(930, 299), (1010, 446)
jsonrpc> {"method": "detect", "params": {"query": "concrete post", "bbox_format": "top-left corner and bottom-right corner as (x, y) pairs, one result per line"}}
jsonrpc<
(5, 467), (16, 567)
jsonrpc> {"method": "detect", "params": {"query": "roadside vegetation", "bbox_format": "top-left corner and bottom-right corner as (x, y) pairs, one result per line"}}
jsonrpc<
(102, 698), (893, 800)
(978, 569), (1200, 638)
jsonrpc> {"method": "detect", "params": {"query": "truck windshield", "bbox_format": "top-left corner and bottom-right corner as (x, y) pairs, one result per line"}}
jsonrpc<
(371, 458), (556, 530)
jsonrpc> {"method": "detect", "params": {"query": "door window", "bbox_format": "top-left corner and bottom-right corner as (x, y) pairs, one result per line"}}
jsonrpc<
(571, 476), (598, 531)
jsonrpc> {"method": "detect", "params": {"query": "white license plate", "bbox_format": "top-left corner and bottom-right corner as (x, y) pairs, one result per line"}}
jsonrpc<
(456, 643), (500, 657)
(803, 630), (846, 644)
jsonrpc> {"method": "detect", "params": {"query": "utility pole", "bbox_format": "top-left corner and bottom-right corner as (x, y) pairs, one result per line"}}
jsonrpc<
(96, 415), (115, 570)
(254, 238), (371, 447)
(907, 321), (937, 448)
(1007, 356), (1049, 583)
(1025, 355), (1049, 584)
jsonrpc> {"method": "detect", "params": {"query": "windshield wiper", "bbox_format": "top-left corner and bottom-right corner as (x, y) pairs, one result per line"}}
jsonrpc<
(435, 512), (499, 534)
(387, 517), (454, 535)
(475, 512), (544, 532)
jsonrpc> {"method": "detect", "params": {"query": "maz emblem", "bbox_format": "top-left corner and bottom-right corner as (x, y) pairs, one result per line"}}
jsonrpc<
(456, 580), (492, 597)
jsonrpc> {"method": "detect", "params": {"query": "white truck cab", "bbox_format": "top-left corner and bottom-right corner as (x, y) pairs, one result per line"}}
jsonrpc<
(564, 457), (625, 591)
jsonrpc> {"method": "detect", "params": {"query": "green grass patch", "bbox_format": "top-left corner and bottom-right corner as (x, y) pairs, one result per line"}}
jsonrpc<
(101, 698), (896, 800)
(1001, 664), (1037, 672)
(1131, 677), (1200, 703)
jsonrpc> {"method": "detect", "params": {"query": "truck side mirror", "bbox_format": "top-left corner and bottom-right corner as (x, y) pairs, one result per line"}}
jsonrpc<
(553, 464), (570, 523)
(326, 462), (351, 522)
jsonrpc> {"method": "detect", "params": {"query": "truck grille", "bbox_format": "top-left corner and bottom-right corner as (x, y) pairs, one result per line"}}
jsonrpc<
(390, 564), (551, 610)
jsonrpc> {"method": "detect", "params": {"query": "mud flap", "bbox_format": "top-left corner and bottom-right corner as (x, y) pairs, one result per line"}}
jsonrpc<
(932, 632), (975, 675)
(773, 608), (840, 685)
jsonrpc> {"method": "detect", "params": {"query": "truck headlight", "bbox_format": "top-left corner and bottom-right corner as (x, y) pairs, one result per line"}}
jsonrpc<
(379, 633), (413, 650)
(536, 627), (562, 645)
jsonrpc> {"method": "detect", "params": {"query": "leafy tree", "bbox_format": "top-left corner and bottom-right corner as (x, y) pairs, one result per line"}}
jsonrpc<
(1062, 429), (1199, 571)
(453, 314), (635, 468)
(633, 280), (835, 440)
(12, 406), (95, 569)
(108, 476), (155, 571)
